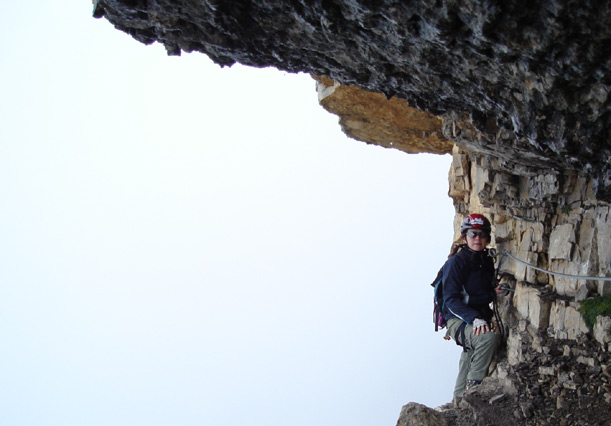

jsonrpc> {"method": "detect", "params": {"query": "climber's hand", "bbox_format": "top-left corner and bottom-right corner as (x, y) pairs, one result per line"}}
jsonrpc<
(473, 318), (490, 336)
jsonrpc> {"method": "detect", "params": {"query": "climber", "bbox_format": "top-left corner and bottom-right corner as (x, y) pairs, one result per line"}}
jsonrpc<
(441, 213), (505, 400)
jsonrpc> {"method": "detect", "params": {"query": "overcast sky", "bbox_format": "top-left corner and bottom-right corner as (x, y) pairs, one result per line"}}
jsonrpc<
(0, 2), (460, 426)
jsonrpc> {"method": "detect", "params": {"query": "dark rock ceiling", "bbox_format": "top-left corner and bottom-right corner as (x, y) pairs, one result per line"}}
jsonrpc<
(94, 0), (611, 199)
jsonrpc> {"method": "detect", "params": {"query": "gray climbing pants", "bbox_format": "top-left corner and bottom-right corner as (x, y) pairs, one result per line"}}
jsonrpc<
(447, 318), (499, 398)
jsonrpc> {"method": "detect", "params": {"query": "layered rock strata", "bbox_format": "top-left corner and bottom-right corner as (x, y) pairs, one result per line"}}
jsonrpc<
(93, 0), (611, 424)
(318, 81), (611, 423)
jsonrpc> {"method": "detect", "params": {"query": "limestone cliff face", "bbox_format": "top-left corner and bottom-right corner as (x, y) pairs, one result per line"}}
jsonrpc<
(94, 1), (611, 423)
(317, 78), (611, 423)
(317, 79), (611, 425)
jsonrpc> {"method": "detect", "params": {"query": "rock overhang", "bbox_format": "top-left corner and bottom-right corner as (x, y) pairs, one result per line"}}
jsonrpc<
(92, 2), (611, 422)
(93, 0), (611, 198)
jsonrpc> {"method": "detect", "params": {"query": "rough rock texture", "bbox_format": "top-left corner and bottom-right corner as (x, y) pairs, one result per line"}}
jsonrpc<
(315, 76), (452, 154)
(94, 0), (611, 199)
(396, 402), (449, 426)
(93, 1), (611, 424)
(439, 145), (611, 425)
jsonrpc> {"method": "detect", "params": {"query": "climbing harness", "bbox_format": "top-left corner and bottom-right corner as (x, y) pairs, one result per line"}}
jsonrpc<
(492, 291), (506, 349)
(489, 248), (507, 348)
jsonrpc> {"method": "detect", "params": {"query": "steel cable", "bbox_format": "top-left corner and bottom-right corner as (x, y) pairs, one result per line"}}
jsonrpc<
(501, 250), (611, 281)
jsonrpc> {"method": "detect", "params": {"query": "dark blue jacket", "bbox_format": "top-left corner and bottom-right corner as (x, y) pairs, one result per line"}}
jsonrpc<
(441, 247), (496, 325)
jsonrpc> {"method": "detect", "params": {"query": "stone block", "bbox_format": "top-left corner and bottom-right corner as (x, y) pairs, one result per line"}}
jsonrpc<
(507, 330), (523, 366)
(549, 224), (575, 260)
(549, 300), (589, 340)
(551, 260), (584, 297)
(598, 281), (611, 297)
(514, 283), (551, 330)
(594, 316), (611, 347)
(494, 220), (512, 244)
(595, 207), (611, 277)
(539, 366), (555, 376)
(513, 227), (537, 281)
(561, 381), (578, 390)
(490, 172), (518, 201)
(576, 356), (596, 367)
(396, 402), (449, 426)
(576, 284), (590, 301)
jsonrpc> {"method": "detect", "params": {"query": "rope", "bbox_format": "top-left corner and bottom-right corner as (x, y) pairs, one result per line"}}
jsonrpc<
(501, 250), (611, 281)
(493, 297), (506, 350)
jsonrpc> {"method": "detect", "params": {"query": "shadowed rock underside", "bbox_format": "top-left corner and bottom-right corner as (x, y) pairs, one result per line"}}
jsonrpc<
(94, 0), (611, 198)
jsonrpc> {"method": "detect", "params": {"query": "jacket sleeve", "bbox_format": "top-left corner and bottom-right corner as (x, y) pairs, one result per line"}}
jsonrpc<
(442, 256), (481, 325)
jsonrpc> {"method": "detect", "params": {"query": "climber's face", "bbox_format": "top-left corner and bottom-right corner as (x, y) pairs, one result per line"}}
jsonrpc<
(464, 229), (489, 251)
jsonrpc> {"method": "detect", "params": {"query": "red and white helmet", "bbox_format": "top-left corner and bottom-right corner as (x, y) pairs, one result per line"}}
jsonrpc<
(460, 213), (491, 234)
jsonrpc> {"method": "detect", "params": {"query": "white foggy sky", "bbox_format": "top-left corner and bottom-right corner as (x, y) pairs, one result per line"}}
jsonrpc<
(0, 2), (462, 426)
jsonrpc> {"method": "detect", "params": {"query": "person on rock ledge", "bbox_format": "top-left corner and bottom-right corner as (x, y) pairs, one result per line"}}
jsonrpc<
(441, 213), (505, 400)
